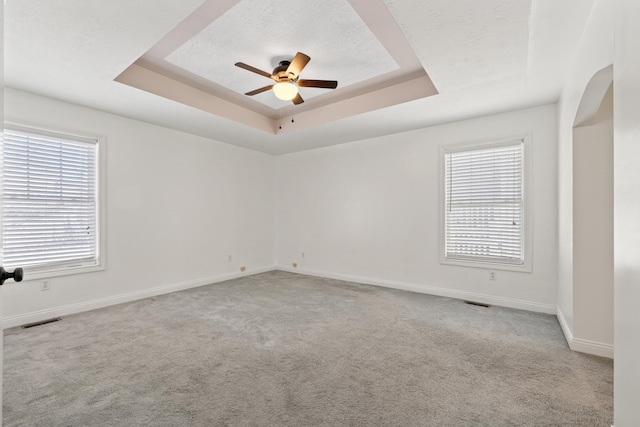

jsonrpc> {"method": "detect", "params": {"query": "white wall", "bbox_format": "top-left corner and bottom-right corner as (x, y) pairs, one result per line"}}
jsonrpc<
(572, 85), (613, 346)
(558, 0), (640, 422)
(2, 89), (276, 326)
(614, 0), (640, 424)
(276, 104), (558, 312)
(556, 0), (614, 337)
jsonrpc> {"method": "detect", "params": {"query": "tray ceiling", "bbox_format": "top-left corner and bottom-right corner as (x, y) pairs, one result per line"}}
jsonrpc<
(5, 0), (597, 154)
(115, 0), (437, 135)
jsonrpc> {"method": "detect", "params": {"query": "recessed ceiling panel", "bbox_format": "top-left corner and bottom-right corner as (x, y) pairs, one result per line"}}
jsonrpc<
(165, 0), (399, 109)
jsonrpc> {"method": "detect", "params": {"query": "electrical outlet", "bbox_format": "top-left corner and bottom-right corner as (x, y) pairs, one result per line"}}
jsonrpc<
(292, 262), (297, 268)
(41, 280), (51, 291)
(240, 266), (246, 272)
(489, 271), (497, 281)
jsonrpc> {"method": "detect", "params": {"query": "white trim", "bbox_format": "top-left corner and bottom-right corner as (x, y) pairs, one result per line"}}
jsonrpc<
(571, 338), (614, 359)
(5, 263), (613, 360)
(556, 305), (574, 346)
(17, 264), (106, 282)
(276, 265), (556, 314)
(4, 122), (100, 145)
(556, 306), (614, 359)
(2, 265), (276, 329)
(2, 121), (108, 278)
(438, 134), (533, 273)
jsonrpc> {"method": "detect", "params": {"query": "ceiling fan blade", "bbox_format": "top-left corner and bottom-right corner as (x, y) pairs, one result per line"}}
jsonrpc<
(245, 85), (274, 96)
(235, 62), (273, 79)
(292, 93), (304, 105)
(297, 79), (338, 89)
(286, 52), (311, 78)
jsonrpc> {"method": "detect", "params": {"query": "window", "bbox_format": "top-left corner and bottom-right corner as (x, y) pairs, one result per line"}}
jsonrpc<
(442, 138), (527, 269)
(1, 125), (103, 277)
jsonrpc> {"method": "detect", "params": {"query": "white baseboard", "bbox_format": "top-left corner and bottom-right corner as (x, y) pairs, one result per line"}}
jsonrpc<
(3, 265), (276, 329)
(556, 306), (614, 359)
(276, 265), (557, 314)
(3, 264), (615, 360)
(571, 338), (614, 359)
(556, 306), (574, 347)
(282, 266), (615, 358)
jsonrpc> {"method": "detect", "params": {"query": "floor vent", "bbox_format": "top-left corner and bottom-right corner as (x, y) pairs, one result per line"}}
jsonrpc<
(464, 300), (490, 308)
(21, 318), (61, 329)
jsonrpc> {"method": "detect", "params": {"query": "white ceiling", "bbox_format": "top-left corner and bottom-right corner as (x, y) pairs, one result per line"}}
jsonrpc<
(164, 0), (398, 109)
(4, 0), (596, 155)
(118, 0), (435, 135)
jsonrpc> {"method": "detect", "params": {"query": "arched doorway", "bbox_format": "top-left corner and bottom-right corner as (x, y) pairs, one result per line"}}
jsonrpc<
(571, 64), (614, 356)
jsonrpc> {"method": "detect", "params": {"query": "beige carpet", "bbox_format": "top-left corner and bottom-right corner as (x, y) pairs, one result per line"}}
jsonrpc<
(3, 271), (613, 426)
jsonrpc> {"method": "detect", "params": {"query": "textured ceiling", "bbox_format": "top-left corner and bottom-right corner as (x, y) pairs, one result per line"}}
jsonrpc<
(385, 0), (530, 92)
(4, 0), (597, 154)
(165, 0), (398, 109)
(115, 0), (435, 134)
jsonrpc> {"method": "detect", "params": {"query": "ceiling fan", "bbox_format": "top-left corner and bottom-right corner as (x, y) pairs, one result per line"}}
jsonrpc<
(235, 52), (338, 105)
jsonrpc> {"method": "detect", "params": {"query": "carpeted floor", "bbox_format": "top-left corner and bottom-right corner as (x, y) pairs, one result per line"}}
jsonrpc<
(3, 271), (613, 426)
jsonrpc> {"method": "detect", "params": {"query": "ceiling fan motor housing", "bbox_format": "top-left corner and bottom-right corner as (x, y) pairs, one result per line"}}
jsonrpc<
(273, 61), (295, 82)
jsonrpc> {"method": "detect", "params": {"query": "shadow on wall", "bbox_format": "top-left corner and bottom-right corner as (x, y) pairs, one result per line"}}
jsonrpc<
(570, 64), (614, 354)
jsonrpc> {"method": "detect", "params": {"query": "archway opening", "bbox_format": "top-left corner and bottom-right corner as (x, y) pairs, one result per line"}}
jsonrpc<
(572, 68), (613, 352)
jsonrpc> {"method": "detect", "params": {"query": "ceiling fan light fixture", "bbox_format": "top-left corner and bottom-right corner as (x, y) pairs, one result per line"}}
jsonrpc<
(273, 82), (298, 101)
(236, 52), (336, 105)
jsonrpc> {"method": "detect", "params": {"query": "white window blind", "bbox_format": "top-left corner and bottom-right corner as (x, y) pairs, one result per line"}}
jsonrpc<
(2, 127), (98, 270)
(444, 141), (524, 265)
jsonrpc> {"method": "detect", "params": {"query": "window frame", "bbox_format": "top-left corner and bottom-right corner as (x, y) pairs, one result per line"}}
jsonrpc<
(1, 122), (106, 280)
(439, 134), (532, 272)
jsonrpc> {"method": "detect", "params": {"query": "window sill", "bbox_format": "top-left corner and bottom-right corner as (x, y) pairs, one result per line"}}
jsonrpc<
(18, 263), (106, 281)
(441, 257), (531, 273)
